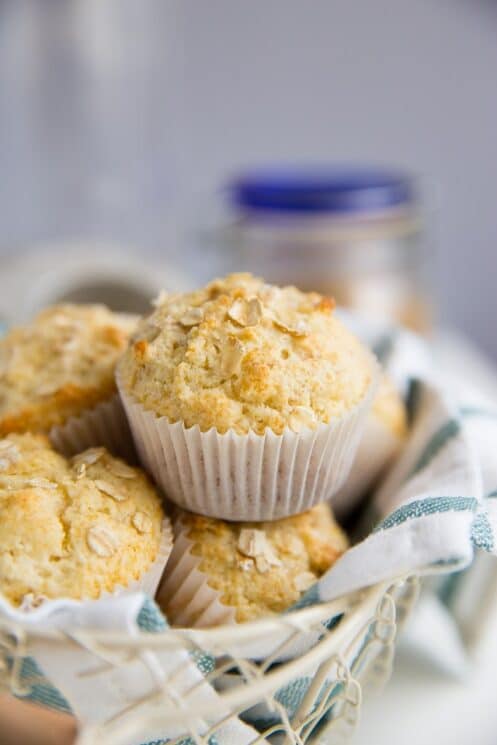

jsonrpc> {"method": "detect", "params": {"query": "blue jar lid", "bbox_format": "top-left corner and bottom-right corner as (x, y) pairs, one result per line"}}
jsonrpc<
(229, 166), (415, 214)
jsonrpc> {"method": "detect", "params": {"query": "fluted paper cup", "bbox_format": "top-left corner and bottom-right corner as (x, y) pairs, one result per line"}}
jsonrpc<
(132, 515), (174, 598)
(157, 529), (236, 628)
(49, 394), (136, 462)
(117, 355), (378, 521)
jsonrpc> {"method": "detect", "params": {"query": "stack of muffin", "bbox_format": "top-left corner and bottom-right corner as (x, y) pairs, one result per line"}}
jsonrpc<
(0, 305), (170, 608)
(0, 274), (407, 625)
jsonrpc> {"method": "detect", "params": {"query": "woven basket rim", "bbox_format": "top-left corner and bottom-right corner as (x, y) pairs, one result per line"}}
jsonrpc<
(0, 576), (411, 646)
(0, 575), (419, 744)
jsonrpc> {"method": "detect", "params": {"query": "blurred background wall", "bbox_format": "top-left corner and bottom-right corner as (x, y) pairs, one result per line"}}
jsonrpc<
(1, 0), (496, 355)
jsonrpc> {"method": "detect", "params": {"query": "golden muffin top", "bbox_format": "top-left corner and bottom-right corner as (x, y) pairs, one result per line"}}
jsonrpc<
(174, 502), (348, 623)
(119, 273), (374, 435)
(0, 304), (137, 435)
(0, 433), (164, 606)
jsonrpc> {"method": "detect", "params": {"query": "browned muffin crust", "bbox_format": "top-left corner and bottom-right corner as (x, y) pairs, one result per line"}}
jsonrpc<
(0, 305), (136, 435)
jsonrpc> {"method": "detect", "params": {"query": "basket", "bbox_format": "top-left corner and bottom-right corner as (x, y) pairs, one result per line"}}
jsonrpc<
(0, 576), (419, 745)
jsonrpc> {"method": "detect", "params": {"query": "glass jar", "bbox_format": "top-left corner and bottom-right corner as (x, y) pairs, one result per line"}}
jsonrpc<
(221, 167), (432, 333)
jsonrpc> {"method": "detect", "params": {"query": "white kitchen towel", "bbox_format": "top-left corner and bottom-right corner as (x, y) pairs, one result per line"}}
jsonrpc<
(1, 594), (259, 745)
(302, 317), (487, 603)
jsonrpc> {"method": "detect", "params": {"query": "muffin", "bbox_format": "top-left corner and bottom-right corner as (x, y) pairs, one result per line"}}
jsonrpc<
(118, 273), (378, 520)
(0, 304), (137, 456)
(333, 375), (408, 517)
(119, 274), (373, 435)
(0, 433), (170, 607)
(158, 503), (348, 626)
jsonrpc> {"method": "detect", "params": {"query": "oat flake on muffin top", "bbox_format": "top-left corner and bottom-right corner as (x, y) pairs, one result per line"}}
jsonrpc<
(0, 433), (164, 606)
(169, 502), (348, 623)
(119, 273), (374, 435)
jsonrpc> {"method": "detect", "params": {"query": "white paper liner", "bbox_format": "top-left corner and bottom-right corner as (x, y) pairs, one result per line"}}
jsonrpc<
(116, 354), (379, 521)
(134, 516), (174, 598)
(157, 529), (237, 628)
(332, 416), (403, 518)
(0, 516), (174, 622)
(49, 394), (136, 462)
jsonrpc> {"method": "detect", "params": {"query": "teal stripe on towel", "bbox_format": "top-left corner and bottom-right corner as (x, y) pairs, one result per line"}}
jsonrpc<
(409, 419), (461, 477)
(460, 406), (497, 421)
(471, 511), (494, 552)
(376, 496), (478, 531)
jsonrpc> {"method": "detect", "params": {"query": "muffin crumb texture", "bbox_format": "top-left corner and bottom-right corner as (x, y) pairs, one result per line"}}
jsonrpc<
(0, 304), (136, 435)
(119, 273), (373, 435)
(175, 502), (348, 622)
(0, 434), (164, 606)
